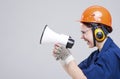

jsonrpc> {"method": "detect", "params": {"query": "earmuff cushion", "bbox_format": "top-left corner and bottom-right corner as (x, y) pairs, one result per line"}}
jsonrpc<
(94, 28), (106, 42)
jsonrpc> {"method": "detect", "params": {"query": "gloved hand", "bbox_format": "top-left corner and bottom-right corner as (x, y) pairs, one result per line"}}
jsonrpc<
(53, 43), (74, 64)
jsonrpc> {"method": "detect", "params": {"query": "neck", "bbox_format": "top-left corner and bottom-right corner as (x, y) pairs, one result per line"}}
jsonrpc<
(96, 37), (108, 51)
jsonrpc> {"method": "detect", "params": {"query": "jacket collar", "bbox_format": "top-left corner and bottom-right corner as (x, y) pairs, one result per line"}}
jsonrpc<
(98, 37), (113, 57)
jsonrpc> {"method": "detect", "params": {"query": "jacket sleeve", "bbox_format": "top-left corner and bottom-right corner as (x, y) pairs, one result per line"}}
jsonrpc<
(82, 53), (113, 79)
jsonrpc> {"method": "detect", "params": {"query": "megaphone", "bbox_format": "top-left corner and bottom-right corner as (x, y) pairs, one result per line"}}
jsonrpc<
(40, 25), (75, 48)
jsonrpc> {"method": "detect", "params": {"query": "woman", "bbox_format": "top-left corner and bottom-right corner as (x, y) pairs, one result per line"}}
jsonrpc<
(53, 5), (120, 79)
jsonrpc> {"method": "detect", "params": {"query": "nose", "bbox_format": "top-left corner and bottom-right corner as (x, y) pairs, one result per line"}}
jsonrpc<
(80, 34), (84, 39)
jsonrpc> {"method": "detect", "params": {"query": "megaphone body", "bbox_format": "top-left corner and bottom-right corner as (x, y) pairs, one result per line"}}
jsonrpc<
(40, 25), (75, 48)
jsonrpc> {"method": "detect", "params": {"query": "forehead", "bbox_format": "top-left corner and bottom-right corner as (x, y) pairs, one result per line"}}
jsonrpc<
(80, 23), (89, 30)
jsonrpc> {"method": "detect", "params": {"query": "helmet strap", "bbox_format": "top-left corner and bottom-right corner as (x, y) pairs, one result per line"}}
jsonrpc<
(92, 25), (96, 46)
(101, 25), (109, 35)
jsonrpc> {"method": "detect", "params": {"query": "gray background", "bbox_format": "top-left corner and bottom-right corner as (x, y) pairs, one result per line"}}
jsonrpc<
(0, 0), (120, 79)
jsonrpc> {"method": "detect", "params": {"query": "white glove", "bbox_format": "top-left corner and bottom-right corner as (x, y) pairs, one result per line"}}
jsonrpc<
(53, 43), (74, 64)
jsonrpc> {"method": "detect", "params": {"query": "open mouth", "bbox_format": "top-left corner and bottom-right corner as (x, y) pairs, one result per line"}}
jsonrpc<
(84, 39), (89, 45)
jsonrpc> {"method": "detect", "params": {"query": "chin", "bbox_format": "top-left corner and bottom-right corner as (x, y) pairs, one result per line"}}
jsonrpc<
(88, 45), (94, 48)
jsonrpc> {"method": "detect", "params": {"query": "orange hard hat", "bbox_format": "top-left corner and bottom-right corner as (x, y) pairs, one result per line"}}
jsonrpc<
(80, 5), (112, 32)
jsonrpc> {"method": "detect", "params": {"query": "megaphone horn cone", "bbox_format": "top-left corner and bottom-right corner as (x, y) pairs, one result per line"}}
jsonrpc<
(39, 25), (75, 48)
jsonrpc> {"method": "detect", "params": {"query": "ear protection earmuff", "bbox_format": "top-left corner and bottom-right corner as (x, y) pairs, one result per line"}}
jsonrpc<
(91, 23), (109, 43)
(94, 28), (106, 42)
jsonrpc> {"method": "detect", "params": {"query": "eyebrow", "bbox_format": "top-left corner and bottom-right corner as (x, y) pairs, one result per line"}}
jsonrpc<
(81, 28), (91, 34)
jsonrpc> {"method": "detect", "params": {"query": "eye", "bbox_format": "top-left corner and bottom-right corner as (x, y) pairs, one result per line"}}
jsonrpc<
(81, 31), (85, 34)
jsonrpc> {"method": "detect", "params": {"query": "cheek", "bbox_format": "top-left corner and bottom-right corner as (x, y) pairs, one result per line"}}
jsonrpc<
(87, 33), (94, 46)
(87, 33), (93, 41)
(90, 33), (93, 41)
